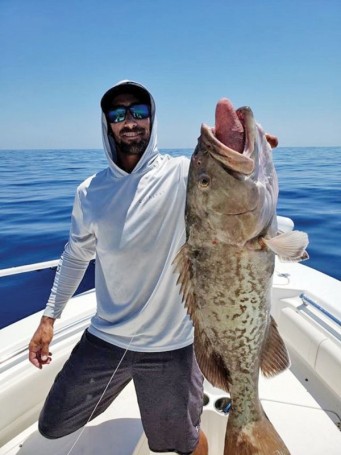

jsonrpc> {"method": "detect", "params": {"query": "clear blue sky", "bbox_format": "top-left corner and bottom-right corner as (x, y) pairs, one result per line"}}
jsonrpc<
(1, 0), (340, 149)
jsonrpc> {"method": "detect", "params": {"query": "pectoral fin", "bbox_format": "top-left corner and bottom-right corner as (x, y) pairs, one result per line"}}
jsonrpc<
(262, 230), (309, 262)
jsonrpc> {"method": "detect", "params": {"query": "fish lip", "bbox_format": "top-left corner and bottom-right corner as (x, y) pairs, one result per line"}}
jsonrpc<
(236, 106), (256, 157)
(224, 205), (258, 216)
(200, 123), (255, 175)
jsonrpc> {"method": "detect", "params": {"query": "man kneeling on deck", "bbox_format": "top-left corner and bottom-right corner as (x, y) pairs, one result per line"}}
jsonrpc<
(28, 80), (208, 455)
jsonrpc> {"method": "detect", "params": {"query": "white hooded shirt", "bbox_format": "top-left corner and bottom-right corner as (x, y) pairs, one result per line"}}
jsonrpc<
(43, 81), (194, 352)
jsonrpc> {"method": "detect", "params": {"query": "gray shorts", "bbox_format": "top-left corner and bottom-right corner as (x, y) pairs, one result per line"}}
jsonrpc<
(39, 330), (204, 454)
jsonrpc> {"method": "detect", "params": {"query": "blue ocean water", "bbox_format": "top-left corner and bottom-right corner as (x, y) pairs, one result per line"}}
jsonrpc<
(0, 147), (340, 328)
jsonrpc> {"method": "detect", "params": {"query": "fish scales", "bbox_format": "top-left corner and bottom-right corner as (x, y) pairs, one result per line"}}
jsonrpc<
(175, 100), (309, 454)
(193, 247), (272, 420)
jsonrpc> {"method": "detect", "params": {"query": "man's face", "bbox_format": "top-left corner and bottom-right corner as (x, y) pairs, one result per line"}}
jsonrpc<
(108, 93), (151, 156)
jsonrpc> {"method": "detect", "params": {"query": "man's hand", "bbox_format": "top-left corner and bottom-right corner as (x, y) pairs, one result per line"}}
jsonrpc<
(29, 316), (55, 369)
(265, 133), (279, 148)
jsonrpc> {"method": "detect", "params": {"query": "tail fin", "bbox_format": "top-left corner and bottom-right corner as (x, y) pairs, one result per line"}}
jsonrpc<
(224, 411), (290, 455)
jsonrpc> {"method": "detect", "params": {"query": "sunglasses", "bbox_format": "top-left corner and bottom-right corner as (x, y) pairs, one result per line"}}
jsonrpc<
(107, 103), (150, 124)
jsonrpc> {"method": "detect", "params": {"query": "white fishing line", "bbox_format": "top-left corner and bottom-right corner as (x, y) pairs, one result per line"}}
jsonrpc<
(65, 334), (136, 455)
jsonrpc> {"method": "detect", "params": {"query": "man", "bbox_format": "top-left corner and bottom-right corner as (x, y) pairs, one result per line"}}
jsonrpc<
(29, 80), (208, 455)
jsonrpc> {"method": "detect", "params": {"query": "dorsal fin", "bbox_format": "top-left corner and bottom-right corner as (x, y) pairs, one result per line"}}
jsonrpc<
(173, 244), (232, 391)
(173, 244), (196, 318)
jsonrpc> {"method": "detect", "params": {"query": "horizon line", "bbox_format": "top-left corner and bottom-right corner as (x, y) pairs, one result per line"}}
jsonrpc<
(0, 145), (340, 152)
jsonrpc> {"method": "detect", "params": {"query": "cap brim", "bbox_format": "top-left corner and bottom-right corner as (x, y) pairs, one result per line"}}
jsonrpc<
(101, 83), (151, 112)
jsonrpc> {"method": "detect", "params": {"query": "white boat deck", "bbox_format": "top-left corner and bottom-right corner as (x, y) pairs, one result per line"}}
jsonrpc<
(1, 252), (340, 455)
(1, 364), (340, 455)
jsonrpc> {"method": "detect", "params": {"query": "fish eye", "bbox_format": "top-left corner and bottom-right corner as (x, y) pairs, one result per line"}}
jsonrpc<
(199, 175), (211, 188)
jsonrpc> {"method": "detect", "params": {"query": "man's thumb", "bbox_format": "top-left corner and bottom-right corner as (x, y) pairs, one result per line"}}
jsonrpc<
(41, 344), (50, 361)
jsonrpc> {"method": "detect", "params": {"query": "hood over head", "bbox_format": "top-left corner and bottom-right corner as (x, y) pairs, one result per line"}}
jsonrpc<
(101, 80), (158, 176)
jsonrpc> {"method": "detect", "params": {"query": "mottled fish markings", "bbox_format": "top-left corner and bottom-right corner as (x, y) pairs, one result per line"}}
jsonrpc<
(174, 99), (309, 454)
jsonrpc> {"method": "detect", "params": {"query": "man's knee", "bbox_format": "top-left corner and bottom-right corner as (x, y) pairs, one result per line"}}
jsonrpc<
(38, 421), (64, 439)
(38, 409), (77, 439)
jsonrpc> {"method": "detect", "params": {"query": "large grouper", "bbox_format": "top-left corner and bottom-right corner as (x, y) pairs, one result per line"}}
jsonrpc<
(174, 99), (309, 455)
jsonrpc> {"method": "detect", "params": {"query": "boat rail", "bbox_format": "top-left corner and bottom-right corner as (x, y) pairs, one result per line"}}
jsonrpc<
(0, 260), (59, 277)
(0, 259), (96, 367)
(300, 293), (341, 328)
(0, 217), (293, 279)
(0, 310), (94, 366)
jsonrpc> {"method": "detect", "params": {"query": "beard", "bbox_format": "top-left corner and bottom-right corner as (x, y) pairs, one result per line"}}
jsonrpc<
(119, 139), (148, 155)
(115, 127), (149, 156)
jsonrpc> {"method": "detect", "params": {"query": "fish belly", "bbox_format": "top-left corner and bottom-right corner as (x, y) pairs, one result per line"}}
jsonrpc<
(193, 246), (274, 420)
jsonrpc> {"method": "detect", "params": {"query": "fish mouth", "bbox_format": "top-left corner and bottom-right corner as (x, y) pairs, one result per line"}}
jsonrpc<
(200, 103), (256, 175)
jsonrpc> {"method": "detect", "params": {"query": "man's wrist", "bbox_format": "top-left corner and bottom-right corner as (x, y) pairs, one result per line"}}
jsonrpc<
(41, 316), (55, 326)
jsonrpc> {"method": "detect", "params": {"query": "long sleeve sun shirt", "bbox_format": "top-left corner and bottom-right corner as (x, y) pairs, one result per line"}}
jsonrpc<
(43, 81), (194, 352)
